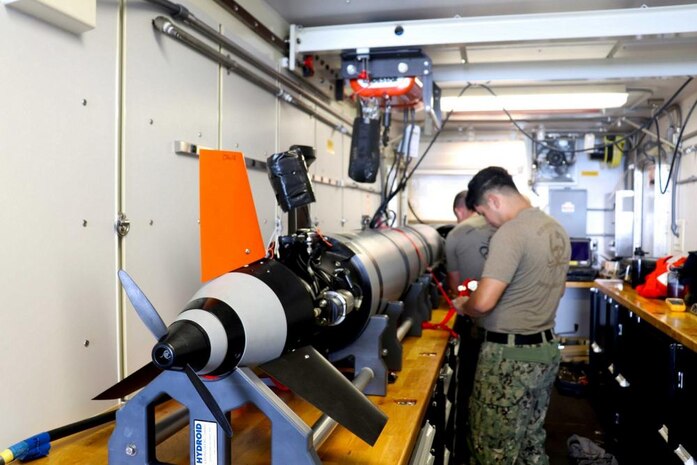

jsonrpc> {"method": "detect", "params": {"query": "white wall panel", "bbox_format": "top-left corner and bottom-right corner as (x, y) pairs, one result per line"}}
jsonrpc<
(342, 133), (352, 178)
(342, 189), (384, 230)
(309, 120), (344, 232)
(409, 173), (471, 223)
(278, 103), (318, 234)
(247, 169), (280, 247)
(312, 183), (343, 232)
(221, 72), (278, 162)
(220, 64), (279, 243)
(313, 120), (343, 179)
(279, 103), (315, 150)
(0, 0), (118, 445)
(121, 1), (220, 373)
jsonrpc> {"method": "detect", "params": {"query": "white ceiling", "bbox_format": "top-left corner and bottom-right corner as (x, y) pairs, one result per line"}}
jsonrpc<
(266, 0), (697, 133)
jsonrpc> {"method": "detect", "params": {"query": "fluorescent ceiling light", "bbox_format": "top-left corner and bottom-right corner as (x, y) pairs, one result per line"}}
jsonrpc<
(440, 85), (628, 112)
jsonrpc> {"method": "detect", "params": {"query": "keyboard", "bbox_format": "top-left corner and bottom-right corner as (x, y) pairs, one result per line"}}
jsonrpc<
(566, 267), (598, 282)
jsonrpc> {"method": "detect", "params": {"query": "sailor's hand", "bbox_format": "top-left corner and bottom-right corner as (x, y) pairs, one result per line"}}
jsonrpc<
(452, 295), (469, 315)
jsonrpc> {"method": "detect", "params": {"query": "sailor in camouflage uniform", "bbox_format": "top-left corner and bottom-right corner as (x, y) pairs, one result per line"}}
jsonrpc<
(453, 167), (570, 465)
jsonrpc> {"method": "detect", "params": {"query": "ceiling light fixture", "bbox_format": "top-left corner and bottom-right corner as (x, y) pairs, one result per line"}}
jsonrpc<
(440, 85), (628, 112)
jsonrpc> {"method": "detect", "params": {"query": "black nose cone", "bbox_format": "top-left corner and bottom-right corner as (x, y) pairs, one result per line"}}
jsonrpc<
(152, 320), (210, 371)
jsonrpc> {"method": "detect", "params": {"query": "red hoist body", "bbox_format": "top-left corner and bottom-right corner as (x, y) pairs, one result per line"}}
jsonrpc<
(349, 76), (423, 109)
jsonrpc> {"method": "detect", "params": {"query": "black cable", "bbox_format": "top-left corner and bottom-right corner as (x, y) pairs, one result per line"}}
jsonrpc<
(394, 112), (416, 193)
(475, 79), (692, 190)
(48, 410), (117, 441)
(407, 199), (425, 224)
(635, 132), (653, 163)
(402, 108), (416, 175)
(383, 148), (400, 199)
(384, 109), (409, 199)
(382, 101), (392, 147)
(401, 103), (457, 182)
(660, 96), (697, 195)
(388, 113), (414, 203)
(373, 122), (407, 226)
(478, 77), (694, 155)
(382, 112), (416, 220)
(390, 152), (404, 198)
(0, 409), (120, 465)
(367, 77), (693, 229)
(369, 84), (473, 228)
(588, 78), (689, 152)
(655, 116), (665, 192)
(671, 153), (681, 236)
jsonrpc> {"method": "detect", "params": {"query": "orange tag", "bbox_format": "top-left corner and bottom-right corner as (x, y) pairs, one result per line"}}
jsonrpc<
(199, 149), (265, 282)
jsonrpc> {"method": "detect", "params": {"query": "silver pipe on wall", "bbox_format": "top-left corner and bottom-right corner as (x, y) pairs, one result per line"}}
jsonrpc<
(146, 0), (314, 94)
(145, 0), (352, 127)
(152, 17), (350, 136)
(169, 3), (334, 108)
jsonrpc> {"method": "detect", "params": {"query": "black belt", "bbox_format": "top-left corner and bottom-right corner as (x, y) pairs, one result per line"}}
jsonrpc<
(484, 329), (554, 345)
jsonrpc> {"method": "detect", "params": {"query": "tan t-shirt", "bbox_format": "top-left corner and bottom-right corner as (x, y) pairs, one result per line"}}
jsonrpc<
(445, 215), (495, 281)
(478, 207), (570, 333)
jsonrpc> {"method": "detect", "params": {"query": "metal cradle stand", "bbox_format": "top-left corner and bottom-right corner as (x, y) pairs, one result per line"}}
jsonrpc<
(402, 275), (435, 338)
(327, 272), (435, 397)
(383, 301), (406, 371)
(328, 314), (389, 396)
(108, 368), (322, 465)
(107, 276), (436, 463)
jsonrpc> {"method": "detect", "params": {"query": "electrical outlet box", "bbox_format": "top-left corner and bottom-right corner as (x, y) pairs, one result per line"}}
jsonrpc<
(2, 0), (95, 33)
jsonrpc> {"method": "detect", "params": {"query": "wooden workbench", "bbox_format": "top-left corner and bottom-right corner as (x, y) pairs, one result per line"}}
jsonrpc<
(594, 279), (697, 353)
(31, 312), (452, 465)
(566, 281), (596, 289)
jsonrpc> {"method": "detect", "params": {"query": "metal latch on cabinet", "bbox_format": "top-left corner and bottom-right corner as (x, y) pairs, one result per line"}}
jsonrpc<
(615, 373), (630, 388)
(674, 444), (694, 465)
(591, 341), (603, 354)
(116, 213), (131, 237)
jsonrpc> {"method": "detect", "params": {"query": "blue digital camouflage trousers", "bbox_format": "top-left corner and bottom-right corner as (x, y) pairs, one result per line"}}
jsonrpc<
(467, 340), (560, 465)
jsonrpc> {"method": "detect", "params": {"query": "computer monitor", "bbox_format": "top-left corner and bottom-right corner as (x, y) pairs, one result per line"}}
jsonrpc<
(569, 238), (592, 267)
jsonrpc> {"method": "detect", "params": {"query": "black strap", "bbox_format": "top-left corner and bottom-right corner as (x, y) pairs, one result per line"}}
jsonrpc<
(484, 329), (554, 345)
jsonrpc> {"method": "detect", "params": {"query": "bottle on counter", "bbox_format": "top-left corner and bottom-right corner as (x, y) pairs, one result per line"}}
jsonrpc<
(631, 247), (647, 288)
(667, 265), (685, 298)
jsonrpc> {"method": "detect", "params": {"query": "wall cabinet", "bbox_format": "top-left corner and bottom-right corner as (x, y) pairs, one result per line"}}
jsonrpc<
(410, 339), (458, 465)
(590, 289), (697, 464)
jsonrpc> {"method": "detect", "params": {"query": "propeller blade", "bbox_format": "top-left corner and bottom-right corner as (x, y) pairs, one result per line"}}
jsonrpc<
(184, 364), (233, 437)
(118, 269), (168, 340)
(93, 362), (161, 400)
(259, 346), (387, 446)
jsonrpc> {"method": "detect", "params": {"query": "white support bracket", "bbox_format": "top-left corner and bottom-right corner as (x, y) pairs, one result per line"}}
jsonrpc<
(290, 4), (697, 54)
(288, 23), (299, 70)
(288, 4), (697, 81)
